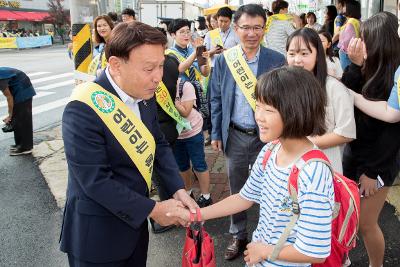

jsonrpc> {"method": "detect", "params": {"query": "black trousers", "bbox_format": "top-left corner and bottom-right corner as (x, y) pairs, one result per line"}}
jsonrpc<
(12, 98), (33, 150)
(68, 226), (149, 267)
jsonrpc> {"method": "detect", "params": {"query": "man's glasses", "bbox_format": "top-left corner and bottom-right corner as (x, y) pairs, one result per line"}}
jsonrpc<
(177, 30), (192, 36)
(236, 25), (265, 33)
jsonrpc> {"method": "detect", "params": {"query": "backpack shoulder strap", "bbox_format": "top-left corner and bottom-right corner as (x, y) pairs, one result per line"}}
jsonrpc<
(269, 149), (332, 262)
(262, 140), (280, 170)
(178, 79), (186, 99)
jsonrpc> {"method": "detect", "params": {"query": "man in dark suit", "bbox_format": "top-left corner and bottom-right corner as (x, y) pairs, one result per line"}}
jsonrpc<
(60, 22), (196, 266)
(210, 4), (286, 261)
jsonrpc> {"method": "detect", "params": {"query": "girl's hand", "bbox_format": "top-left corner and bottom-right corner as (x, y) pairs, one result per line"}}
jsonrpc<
(174, 98), (184, 112)
(244, 242), (272, 265)
(347, 38), (365, 66)
(359, 174), (378, 197)
(202, 51), (210, 58)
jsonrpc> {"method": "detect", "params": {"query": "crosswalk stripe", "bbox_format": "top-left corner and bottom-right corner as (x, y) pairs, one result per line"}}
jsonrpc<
(36, 80), (75, 91)
(27, 72), (51, 77)
(32, 97), (70, 116)
(0, 92), (55, 108)
(31, 73), (74, 84)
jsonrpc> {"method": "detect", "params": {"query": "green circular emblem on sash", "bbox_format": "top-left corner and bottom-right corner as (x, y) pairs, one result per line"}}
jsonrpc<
(91, 91), (115, 113)
(227, 48), (238, 62)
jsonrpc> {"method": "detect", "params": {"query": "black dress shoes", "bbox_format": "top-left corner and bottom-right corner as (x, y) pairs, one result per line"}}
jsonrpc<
(224, 237), (248, 260)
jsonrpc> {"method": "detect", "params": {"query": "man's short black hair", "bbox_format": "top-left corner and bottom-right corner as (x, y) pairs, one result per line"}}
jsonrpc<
(168, 19), (191, 34)
(256, 66), (327, 138)
(107, 12), (118, 22)
(233, 4), (266, 24)
(121, 8), (135, 18)
(216, 7), (233, 20)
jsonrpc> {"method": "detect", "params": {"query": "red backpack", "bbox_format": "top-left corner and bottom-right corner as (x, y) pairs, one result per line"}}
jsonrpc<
(262, 141), (360, 266)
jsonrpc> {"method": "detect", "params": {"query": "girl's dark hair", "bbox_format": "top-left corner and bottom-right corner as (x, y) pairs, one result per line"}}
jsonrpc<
(345, 0), (361, 19)
(322, 5), (337, 35)
(168, 19), (191, 34)
(93, 15), (114, 44)
(286, 28), (328, 90)
(299, 13), (307, 27)
(318, 30), (334, 62)
(256, 66), (327, 138)
(361, 11), (400, 100)
(234, 4), (266, 24)
(306, 12), (317, 23)
(272, 0), (289, 14)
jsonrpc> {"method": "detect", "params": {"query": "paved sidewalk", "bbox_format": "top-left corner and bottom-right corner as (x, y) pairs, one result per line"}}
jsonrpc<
(32, 125), (400, 266)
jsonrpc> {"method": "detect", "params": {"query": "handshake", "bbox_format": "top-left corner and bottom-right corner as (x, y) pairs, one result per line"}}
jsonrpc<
(149, 189), (201, 227)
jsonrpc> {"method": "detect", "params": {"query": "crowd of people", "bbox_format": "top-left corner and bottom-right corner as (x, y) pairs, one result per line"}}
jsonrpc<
(58, 1), (400, 267)
(1, 28), (42, 38)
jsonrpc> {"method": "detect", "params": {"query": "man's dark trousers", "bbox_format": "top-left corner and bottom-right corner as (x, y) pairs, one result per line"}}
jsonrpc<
(12, 98), (33, 150)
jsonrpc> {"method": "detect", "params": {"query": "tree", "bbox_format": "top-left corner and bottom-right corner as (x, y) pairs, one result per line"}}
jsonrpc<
(46, 0), (70, 44)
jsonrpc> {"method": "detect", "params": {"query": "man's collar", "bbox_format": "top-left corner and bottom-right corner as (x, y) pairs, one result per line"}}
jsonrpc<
(105, 67), (142, 104)
(239, 45), (261, 63)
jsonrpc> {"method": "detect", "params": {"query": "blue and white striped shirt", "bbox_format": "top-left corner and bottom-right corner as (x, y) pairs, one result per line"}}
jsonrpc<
(240, 143), (335, 267)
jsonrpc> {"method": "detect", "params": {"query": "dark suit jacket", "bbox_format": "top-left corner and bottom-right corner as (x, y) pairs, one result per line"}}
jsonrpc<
(210, 46), (286, 151)
(60, 71), (184, 263)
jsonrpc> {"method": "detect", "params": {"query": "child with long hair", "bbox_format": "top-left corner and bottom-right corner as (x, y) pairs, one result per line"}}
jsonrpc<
(341, 12), (400, 267)
(286, 27), (356, 173)
(319, 31), (343, 79)
(170, 66), (334, 266)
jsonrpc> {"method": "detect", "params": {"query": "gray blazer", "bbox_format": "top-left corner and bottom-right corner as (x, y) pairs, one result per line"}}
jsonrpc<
(210, 46), (286, 151)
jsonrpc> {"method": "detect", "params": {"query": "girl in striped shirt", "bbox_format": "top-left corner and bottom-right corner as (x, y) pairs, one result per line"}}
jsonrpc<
(171, 66), (335, 266)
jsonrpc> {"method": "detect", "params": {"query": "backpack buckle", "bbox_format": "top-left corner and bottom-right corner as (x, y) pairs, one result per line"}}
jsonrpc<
(292, 202), (300, 214)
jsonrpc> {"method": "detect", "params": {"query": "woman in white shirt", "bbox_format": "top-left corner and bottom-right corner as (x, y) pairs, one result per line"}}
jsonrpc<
(305, 12), (322, 32)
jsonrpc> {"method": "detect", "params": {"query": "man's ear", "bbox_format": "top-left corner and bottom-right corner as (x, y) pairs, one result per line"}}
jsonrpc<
(108, 56), (122, 74)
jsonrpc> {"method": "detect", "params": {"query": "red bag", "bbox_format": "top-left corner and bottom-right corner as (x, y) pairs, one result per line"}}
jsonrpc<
(262, 140), (360, 266)
(182, 208), (216, 267)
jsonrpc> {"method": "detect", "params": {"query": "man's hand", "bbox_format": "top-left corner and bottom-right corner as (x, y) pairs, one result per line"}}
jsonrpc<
(149, 199), (188, 226)
(347, 38), (365, 66)
(359, 174), (378, 197)
(244, 242), (272, 265)
(211, 140), (223, 152)
(2, 116), (11, 124)
(173, 189), (198, 213)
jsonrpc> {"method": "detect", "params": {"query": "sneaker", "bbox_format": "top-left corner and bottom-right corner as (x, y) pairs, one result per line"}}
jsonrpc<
(9, 148), (32, 156)
(204, 137), (211, 146)
(197, 195), (212, 208)
(9, 145), (18, 151)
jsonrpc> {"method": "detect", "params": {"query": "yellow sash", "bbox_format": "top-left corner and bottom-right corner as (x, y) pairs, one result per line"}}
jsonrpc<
(340, 18), (360, 38)
(70, 82), (155, 190)
(155, 81), (191, 134)
(165, 49), (202, 82)
(223, 45), (257, 111)
(265, 14), (293, 34)
(209, 29), (223, 48)
(88, 52), (107, 76)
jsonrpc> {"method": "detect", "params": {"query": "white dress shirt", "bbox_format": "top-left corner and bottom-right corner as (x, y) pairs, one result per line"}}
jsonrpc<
(105, 67), (142, 120)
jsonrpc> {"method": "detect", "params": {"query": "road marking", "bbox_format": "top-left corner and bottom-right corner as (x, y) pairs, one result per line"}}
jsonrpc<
(0, 91), (55, 108)
(27, 72), (51, 77)
(36, 80), (75, 91)
(32, 97), (70, 115)
(31, 73), (74, 84)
